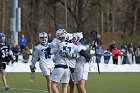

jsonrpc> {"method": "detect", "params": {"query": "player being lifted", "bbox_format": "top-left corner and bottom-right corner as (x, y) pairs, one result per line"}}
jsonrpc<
(0, 33), (12, 90)
(30, 32), (54, 93)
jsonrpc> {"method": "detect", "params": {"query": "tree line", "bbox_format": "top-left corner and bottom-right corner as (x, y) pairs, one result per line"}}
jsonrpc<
(0, 0), (140, 48)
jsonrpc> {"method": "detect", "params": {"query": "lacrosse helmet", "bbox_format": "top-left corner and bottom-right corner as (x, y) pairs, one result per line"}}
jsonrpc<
(73, 32), (83, 43)
(65, 33), (73, 42)
(0, 33), (5, 38)
(39, 32), (48, 45)
(56, 28), (67, 40)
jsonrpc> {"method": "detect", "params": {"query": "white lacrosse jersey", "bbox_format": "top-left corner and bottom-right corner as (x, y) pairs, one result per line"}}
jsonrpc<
(50, 38), (61, 54)
(50, 38), (67, 65)
(75, 44), (89, 72)
(58, 41), (79, 68)
(50, 38), (71, 83)
(31, 43), (54, 68)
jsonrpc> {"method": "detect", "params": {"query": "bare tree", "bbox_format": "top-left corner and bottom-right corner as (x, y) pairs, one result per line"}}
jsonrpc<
(2, 0), (6, 33)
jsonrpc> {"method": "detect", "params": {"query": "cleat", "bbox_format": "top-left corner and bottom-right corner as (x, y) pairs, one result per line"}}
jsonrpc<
(5, 85), (10, 91)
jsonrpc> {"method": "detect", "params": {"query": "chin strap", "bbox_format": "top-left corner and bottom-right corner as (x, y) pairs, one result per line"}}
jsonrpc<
(41, 42), (48, 46)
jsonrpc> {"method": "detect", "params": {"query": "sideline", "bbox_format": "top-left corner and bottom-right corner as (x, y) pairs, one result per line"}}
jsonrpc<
(0, 87), (48, 92)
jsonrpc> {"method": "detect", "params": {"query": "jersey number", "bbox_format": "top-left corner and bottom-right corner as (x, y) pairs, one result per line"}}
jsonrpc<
(62, 46), (71, 57)
(44, 48), (51, 59)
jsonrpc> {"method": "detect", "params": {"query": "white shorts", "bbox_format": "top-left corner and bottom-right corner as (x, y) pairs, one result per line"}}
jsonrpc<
(40, 64), (54, 76)
(74, 70), (88, 84)
(51, 68), (70, 83)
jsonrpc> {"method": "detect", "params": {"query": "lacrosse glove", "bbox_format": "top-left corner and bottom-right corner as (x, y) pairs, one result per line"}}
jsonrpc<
(30, 65), (36, 72)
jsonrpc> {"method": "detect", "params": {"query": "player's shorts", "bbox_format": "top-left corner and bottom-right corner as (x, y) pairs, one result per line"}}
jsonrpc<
(40, 67), (53, 76)
(39, 63), (54, 76)
(74, 70), (88, 84)
(0, 62), (6, 72)
(51, 65), (70, 83)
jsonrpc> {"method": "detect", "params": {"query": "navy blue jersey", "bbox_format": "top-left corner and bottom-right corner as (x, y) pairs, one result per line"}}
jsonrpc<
(0, 41), (13, 62)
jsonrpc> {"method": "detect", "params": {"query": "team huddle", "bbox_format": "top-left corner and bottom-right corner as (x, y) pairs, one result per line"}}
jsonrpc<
(30, 29), (93, 93)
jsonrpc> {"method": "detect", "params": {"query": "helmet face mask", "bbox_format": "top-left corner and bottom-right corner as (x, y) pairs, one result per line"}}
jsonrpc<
(65, 33), (73, 42)
(39, 32), (48, 45)
(73, 32), (83, 44)
(56, 29), (67, 41)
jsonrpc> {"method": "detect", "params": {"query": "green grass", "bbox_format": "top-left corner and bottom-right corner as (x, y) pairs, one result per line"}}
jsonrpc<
(0, 72), (140, 93)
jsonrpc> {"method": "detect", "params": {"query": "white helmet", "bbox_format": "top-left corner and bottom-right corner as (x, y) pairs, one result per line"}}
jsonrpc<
(0, 33), (5, 38)
(65, 33), (73, 41)
(56, 28), (67, 39)
(73, 32), (83, 43)
(39, 32), (48, 45)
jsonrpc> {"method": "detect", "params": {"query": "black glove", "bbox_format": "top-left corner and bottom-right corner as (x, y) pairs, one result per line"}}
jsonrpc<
(85, 58), (91, 62)
(30, 65), (36, 72)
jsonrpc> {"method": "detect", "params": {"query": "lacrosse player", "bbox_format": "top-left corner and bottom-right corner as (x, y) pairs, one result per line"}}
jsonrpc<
(59, 33), (79, 93)
(30, 32), (54, 93)
(50, 28), (72, 93)
(73, 32), (92, 93)
(0, 33), (12, 90)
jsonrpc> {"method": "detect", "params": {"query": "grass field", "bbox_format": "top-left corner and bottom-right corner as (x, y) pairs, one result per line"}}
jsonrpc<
(0, 72), (140, 93)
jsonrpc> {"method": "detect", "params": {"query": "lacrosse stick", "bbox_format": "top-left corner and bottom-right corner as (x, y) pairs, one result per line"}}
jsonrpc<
(30, 65), (36, 82)
(30, 72), (35, 82)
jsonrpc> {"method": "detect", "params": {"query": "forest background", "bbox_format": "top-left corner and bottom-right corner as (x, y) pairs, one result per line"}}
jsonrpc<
(0, 0), (140, 48)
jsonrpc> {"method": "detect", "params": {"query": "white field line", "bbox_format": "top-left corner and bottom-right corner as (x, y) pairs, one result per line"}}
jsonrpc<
(0, 87), (48, 92)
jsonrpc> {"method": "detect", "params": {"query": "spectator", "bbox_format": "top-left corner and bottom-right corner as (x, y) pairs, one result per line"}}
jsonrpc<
(127, 42), (135, 64)
(90, 30), (97, 42)
(127, 42), (133, 49)
(11, 43), (20, 63)
(22, 46), (31, 63)
(104, 49), (111, 64)
(8, 35), (15, 48)
(48, 33), (53, 43)
(120, 45), (127, 64)
(19, 34), (27, 54)
(111, 45), (121, 65)
(91, 34), (102, 51)
(109, 40), (116, 52)
(95, 46), (104, 63)
(95, 34), (102, 46)
(135, 46), (140, 64)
